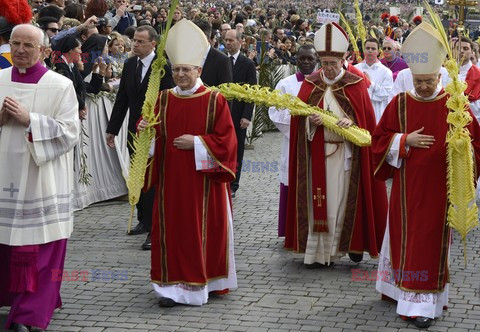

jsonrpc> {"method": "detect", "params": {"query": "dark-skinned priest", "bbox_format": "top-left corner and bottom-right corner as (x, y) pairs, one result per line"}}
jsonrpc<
(138, 19), (238, 307)
(285, 22), (388, 268)
(373, 22), (480, 328)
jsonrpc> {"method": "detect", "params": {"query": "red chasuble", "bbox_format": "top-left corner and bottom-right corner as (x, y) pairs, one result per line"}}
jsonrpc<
(145, 85), (237, 286)
(465, 65), (480, 102)
(285, 70), (388, 256)
(372, 91), (480, 292)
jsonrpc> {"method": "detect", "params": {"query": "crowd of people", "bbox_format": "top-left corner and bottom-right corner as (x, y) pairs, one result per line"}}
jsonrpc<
(1, 0), (479, 331)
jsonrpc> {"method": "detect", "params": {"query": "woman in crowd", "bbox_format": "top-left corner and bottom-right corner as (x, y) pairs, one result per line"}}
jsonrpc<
(108, 31), (125, 79)
(52, 35), (87, 119)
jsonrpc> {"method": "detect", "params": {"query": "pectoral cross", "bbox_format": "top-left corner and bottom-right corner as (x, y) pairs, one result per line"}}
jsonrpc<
(314, 187), (325, 207)
(3, 183), (19, 198)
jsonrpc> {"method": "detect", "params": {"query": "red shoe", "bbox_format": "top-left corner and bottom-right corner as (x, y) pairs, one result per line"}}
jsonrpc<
(210, 289), (229, 296)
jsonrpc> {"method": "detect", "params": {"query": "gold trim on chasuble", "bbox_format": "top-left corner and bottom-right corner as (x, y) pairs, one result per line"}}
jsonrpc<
(295, 86), (325, 252)
(335, 88), (361, 254)
(295, 72), (364, 253)
(157, 90), (169, 283)
(154, 90), (229, 286)
(395, 93), (449, 293)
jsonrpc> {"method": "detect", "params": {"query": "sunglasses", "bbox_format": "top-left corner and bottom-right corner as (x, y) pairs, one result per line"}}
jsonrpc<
(382, 46), (393, 51)
(47, 28), (59, 33)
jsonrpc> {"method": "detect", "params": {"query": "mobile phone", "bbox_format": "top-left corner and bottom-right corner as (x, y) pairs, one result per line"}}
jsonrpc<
(256, 41), (270, 54)
(248, 44), (254, 52)
(133, 5), (142, 11)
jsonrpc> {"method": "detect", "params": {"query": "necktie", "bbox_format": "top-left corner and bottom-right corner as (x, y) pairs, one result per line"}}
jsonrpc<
(135, 59), (143, 86)
(230, 55), (235, 68)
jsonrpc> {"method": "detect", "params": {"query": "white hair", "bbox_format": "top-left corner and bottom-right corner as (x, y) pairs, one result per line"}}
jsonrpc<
(41, 30), (50, 47)
(11, 24), (44, 45)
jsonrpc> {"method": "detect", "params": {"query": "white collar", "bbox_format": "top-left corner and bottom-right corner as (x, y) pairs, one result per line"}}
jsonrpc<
(61, 55), (74, 69)
(228, 50), (241, 61)
(322, 68), (345, 85)
(138, 51), (155, 67)
(364, 60), (380, 69)
(173, 78), (203, 95)
(410, 85), (442, 100)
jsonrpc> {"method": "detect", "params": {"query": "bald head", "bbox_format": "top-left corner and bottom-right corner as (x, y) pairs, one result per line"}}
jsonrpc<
(225, 29), (242, 54)
(10, 24), (45, 69)
(11, 24), (44, 45)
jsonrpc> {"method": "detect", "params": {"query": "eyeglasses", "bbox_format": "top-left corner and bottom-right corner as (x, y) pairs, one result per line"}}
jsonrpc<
(47, 28), (59, 33)
(9, 40), (40, 50)
(383, 46), (393, 51)
(172, 66), (198, 74)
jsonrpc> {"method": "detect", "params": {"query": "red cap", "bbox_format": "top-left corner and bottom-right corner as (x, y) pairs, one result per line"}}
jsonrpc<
(381, 13), (390, 20)
(0, 0), (32, 26)
(389, 16), (399, 24)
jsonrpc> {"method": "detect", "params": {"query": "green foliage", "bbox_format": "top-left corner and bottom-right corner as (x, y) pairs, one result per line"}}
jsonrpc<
(246, 43), (286, 145)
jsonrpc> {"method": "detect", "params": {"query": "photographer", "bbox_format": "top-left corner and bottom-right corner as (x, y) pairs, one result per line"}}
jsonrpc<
(104, 0), (137, 35)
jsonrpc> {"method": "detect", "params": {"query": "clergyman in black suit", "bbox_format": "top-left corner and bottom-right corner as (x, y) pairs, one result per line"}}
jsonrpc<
(193, 19), (233, 86)
(106, 25), (174, 250)
(225, 29), (257, 196)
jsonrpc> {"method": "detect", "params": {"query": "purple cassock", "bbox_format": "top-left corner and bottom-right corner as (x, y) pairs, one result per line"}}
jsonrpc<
(380, 56), (408, 81)
(0, 62), (68, 330)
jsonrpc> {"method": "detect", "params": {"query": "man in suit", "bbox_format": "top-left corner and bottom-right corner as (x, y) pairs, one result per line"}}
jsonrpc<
(194, 19), (233, 86)
(106, 25), (174, 250)
(225, 29), (257, 197)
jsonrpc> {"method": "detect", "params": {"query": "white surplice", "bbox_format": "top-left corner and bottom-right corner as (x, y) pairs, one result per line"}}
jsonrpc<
(459, 61), (480, 123)
(0, 68), (80, 245)
(303, 69), (352, 265)
(268, 73), (304, 186)
(354, 61), (393, 123)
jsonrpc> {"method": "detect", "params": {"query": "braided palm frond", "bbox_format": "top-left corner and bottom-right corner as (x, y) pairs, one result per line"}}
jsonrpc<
(425, 1), (478, 265)
(212, 83), (371, 147)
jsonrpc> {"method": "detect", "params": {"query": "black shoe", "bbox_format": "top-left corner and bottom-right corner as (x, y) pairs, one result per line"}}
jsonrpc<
(231, 191), (236, 198)
(128, 223), (147, 235)
(413, 316), (432, 328)
(141, 233), (151, 250)
(158, 297), (176, 307)
(13, 323), (30, 332)
(348, 253), (363, 263)
(305, 262), (334, 269)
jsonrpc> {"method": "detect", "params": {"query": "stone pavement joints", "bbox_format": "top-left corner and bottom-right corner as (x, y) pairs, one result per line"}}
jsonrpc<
(1, 131), (480, 331)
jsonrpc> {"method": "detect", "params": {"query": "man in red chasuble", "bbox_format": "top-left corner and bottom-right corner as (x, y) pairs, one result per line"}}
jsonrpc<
(285, 22), (388, 268)
(139, 19), (238, 307)
(373, 22), (480, 328)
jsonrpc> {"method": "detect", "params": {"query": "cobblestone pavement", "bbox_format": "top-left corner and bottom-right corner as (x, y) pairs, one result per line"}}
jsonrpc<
(2, 131), (480, 331)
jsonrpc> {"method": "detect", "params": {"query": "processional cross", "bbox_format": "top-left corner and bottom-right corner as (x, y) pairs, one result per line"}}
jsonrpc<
(314, 188), (326, 207)
(448, 0), (479, 29)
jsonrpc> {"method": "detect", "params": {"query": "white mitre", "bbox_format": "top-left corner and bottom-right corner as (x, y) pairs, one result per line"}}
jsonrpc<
(314, 22), (349, 58)
(164, 19), (209, 67)
(401, 22), (447, 75)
